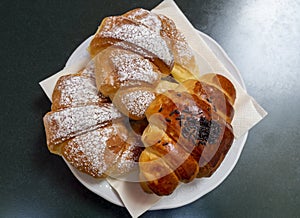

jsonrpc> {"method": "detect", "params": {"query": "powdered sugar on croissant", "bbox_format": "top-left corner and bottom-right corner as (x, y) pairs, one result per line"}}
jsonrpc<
(43, 64), (142, 178)
(89, 8), (196, 120)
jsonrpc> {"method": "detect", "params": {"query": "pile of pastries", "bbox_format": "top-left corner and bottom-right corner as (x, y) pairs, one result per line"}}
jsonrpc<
(43, 8), (236, 196)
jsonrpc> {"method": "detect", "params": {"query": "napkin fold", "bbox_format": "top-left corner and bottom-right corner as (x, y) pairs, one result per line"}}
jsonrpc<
(39, 0), (267, 217)
(107, 177), (161, 217)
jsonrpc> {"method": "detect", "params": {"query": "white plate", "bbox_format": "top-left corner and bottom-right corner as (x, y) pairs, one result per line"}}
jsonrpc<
(65, 31), (248, 210)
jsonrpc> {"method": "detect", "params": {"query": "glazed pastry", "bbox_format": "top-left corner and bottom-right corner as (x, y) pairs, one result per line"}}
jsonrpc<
(177, 75), (235, 123)
(139, 74), (236, 195)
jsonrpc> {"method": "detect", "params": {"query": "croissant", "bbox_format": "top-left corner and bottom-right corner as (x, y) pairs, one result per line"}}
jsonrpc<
(43, 62), (142, 178)
(139, 74), (236, 195)
(89, 8), (196, 120)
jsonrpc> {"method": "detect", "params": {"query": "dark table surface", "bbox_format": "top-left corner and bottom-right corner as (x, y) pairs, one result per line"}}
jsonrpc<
(1, 0), (299, 217)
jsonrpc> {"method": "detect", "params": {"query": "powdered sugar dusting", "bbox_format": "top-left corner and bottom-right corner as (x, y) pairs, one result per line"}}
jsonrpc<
(62, 123), (141, 178)
(157, 14), (195, 68)
(99, 17), (173, 66)
(63, 127), (114, 177)
(53, 75), (103, 109)
(44, 104), (122, 146)
(52, 61), (109, 110)
(111, 141), (140, 176)
(121, 90), (155, 118)
(124, 8), (162, 34)
(105, 137), (141, 177)
(125, 10), (195, 70)
(172, 32), (194, 67)
(81, 60), (96, 78)
(110, 49), (160, 86)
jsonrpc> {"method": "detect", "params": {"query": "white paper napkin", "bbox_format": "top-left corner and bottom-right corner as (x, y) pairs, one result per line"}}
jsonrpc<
(107, 177), (161, 217)
(39, 0), (267, 217)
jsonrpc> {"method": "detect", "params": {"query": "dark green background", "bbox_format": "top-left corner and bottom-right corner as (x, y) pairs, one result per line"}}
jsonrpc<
(1, 0), (299, 217)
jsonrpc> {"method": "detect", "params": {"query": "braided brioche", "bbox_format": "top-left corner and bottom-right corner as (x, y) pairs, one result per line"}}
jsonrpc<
(139, 74), (235, 195)
(140, 75), (235, 195)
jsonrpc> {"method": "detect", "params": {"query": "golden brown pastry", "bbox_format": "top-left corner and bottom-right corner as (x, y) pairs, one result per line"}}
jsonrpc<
(177, 76), (235, 123)
(88, 8), (196, 120)
(61, 122), (141, 178)
(89, 14), (174, 74)
(139, 74), (236, 196)
(92, 46), (160, 120)
(111, 86), (156, 120)
(93, 47), (161, 96)
(200, 73), (236, 105)
(43, 64), (142, 178)
(122, 8), (197, 79)
(51, 72), (108, 111)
